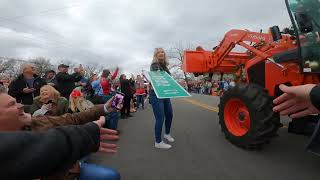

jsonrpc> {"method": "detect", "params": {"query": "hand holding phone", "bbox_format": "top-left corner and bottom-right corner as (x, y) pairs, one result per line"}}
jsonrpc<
(23, 87), (35, 94)
(112, 92), (125, 110)
(41, 103), (52, 111)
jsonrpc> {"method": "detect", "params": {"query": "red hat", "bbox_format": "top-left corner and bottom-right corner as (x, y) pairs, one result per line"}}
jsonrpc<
(71, 90), (82, 98)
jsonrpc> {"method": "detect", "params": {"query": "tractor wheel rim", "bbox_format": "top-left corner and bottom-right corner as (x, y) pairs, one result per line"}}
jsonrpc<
(224, 98), (251, 136)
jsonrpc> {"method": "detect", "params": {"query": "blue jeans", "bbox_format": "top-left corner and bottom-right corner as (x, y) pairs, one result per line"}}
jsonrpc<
(106, 112), (120, 130)
(136, 95), (145, 108)
(100, 94), (120, 130)
(78, 163), (120, 180)
(149, 92), (173, 143)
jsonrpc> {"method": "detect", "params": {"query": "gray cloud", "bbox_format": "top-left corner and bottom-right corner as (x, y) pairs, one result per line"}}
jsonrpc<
(0, 0), (290, 74)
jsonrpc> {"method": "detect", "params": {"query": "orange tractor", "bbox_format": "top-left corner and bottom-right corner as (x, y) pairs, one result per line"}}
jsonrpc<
(183, 0), (320, 149)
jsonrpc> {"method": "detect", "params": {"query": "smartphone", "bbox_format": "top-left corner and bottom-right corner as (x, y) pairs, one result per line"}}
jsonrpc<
(112, 92), (125, 110)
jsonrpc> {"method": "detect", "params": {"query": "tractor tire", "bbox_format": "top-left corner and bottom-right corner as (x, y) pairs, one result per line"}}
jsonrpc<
(218, 83), (280, 149)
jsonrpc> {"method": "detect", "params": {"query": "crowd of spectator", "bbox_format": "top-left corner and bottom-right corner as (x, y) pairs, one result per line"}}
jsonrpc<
(1, 63), (149, 120)
(188, 78), (236, 96)
(0, 62), (150, 179)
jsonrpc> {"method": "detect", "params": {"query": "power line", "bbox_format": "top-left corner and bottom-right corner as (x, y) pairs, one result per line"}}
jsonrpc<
(0, 1), (109, 61)
(0, 3), (82, 23)
(0, 19), (108, 62)
(0, 0), (106, 23)
(0, 29), (103, 63)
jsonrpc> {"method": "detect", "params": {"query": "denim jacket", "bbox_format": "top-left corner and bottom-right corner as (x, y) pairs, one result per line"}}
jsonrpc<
(91, 79), (104, 96)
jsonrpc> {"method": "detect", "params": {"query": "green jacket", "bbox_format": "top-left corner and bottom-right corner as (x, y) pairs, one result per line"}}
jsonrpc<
(30, 96), (69, 116)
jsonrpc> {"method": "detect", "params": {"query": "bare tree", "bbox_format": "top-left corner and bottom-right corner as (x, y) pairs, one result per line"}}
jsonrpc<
(0, 58), (15, 73)
(0, 57), (26, 78)
(29, 57), (54, 77)
(83, 62), (104, 77)
(167, 42), (194, 91)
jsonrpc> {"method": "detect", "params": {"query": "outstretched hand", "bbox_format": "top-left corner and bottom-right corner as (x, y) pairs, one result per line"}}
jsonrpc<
(104, 96), (123, 112)
(105, 97), (115, 112)
(94, 116), (119, 153)
(273, 84), (319, 118)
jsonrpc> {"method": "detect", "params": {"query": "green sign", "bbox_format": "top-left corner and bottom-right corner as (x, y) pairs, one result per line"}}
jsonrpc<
(147, 71), (191, 99)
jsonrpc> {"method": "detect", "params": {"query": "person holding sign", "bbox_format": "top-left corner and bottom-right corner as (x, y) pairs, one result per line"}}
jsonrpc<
(149, 48), (175, 149)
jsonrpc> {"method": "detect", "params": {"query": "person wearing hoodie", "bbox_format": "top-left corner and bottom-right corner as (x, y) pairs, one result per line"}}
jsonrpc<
(0, 119), (115, 180)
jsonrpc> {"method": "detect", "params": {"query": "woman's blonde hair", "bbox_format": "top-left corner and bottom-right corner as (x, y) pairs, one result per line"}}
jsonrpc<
(152, 48), (169, 66)
(40, 85), (61, 101)
(69, 96), (94, 112)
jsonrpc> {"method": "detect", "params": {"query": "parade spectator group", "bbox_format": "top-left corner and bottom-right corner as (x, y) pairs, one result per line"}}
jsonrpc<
(1, 62), (150, 129)
(187, 78), (236, 96)
(0, 61), (149, 179)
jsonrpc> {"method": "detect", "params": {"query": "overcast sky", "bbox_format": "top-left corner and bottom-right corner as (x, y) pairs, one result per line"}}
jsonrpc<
(0, 0), (291, 74)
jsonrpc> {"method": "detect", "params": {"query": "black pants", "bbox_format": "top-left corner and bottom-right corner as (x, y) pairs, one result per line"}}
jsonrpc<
(121, 95), (132, 116)
(306, 115), (320, 156)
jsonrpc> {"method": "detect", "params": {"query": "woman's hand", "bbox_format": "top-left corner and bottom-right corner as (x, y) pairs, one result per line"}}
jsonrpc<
(94, 116), (119, 153)
(41, 103), (52, 111)
(273, 84), (320, 118)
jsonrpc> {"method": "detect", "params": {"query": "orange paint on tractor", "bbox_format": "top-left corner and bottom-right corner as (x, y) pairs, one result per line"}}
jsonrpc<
(182, 0), (320, 149)
(183, 29), (320, 97)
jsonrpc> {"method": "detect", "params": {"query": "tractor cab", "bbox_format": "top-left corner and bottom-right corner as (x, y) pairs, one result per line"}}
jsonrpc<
(286, 0), (320, 73)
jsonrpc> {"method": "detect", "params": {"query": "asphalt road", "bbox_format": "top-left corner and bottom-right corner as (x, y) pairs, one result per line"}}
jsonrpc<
(90, 94), (320, 180)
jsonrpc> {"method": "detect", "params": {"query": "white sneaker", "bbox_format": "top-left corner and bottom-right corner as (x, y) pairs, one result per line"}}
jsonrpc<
(164, 134), (175, 142)
(155, 141), (172, 149)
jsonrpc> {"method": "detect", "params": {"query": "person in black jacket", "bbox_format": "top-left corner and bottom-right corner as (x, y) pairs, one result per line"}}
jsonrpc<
(273, 84), (320, 118)
(44, 70), (58, 88)
(8, 64), (46, 105)
(56, 64), (82, 99)
(120, 74), (134, 119)
(0, 119), (111, 180)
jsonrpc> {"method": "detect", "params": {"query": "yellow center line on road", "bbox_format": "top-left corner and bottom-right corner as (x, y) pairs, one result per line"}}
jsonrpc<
(181, 98), (219, 112)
